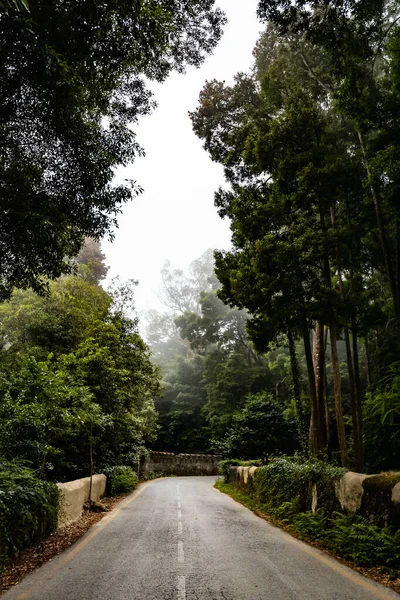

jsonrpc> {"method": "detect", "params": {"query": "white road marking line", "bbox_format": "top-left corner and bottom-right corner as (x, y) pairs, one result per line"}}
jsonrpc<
(177, 575), (186, 600)
(177, 500), (181, 509)
(178, 541), (185, 563)
(177, 509), (182, 519)
(178, 521), (183, 534)
(177, 494), (181, 501)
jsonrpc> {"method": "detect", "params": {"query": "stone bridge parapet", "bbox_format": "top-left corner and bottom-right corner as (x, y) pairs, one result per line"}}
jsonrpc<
(142, 451), (220, 476)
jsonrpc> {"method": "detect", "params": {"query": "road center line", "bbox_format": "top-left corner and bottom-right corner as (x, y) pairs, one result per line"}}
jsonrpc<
(177, 500), (181, 509)
(178, 541), (185, 563)
(177, 575), (186, 600)
(177, 509), (182, 519)
(178, 521), (183, 534)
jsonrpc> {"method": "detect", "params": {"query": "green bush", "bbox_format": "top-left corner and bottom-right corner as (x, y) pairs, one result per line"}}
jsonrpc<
(218, 453), (400, 570)
(292, 510), (400, 568)
(105, 466), (138, 496)
(218, 478), (400, 569)
(253, 457), (345, 512)
(0, 460), (59, 568)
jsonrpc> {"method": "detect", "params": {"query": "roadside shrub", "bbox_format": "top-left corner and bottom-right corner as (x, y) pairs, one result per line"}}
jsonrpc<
(0, 460), (59, 567)
(105, 466), (138, 496)
(253, 457), (345, 512)
(220, 392), (299, 460)
(221, 456), (400, 570)
(292, 510), (400, 567)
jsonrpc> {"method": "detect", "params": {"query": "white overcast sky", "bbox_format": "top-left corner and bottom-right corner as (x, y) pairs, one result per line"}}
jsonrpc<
(103, 1), (262, 314)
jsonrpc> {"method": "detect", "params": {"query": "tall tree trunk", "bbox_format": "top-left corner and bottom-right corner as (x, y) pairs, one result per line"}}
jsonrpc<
(313, 321), (326, 445)
(323, 328), (332, 459)
(364, 332), (373, 387)
(288, 328), (307, 453)
(357, 131), (400, 327)
(343, 321), (362, 470)
(329, 202), (352, 468)
(330, 322), (350, 468)
(88, 424), (94, 503)
(335, 255), (361, 470)
(303, 320), (323, 455)
(396, 217), (400, 306)
(351, 315), (364, 471)
(324, 371), (332, 462)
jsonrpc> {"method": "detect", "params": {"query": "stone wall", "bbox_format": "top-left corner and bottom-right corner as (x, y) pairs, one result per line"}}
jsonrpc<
(57, 474), (106, 528)
(228, 466), (400, 528)
(142, 452), (219, 476)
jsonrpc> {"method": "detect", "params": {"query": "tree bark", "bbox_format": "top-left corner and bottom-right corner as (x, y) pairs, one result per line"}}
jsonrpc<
(324, 370), (332, 462)
(357, 130), (400, 328)
(364, 331), (373, 387)
(335, 254), (361, 471)
(328, 202), (351, 468)
(343, 321), (362, 470)
(288, 328), (307, 453)
(88, 424), (94, 503)
(303, 320), (324, 455)
(313, 321), (326, 446)
(351, 315), (364, 471)
(329, 321), (350, 468)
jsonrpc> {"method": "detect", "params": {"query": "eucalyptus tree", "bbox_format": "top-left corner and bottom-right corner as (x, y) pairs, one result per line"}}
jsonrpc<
(257, 0), (400, 329)
(191, 26), (378, 466)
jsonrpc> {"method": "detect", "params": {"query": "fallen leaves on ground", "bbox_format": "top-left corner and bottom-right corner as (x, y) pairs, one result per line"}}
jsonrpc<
(0, 494), (128, 595)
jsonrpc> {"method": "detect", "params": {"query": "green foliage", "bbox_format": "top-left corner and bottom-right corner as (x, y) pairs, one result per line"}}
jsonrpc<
(0, 275), (161, 481)
(292, 511), (400, 568)
(364, 362), (400, 472)
(254, 457), (345, 512)
(154, 354), (209, 454)
(217, 479), (400, 568)
(218, 392), (298, 460)
(0, 3), (226, 298)
(105, 466), (138, 496)
(191, 2), (400, 469)
(0, 460), (59, 567)
(75, 238), (109, 285)
(0, 353), (103, 481)
(214, 480), (258, 511)
(149, 252), (290, 454)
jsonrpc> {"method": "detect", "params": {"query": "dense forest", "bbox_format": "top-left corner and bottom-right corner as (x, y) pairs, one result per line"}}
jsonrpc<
(0, 0), (226, 487)
(148, 1), (400, 476)
(0, 240), (161, 481)
(1, 0), (400, 490)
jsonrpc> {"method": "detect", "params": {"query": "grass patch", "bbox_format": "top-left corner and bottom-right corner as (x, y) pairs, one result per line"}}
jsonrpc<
(215, 480), (258, 511)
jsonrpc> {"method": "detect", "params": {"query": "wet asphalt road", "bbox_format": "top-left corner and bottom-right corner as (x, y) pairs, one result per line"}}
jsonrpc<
(3, 476), (399, 600)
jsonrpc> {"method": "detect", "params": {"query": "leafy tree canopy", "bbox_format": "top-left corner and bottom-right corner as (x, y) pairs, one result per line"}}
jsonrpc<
(0, 274), (161, 480)
(0, 1), (226, 299)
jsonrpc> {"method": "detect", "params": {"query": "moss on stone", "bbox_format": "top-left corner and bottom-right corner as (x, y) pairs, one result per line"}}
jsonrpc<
(360, 472), (400, 528)
(363, 472), (400, 491)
